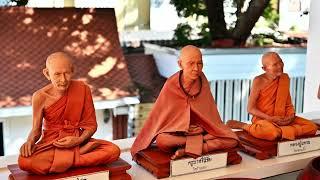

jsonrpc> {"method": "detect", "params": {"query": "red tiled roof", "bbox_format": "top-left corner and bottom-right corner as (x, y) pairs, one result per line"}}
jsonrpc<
(0, 7), (136, 108)
(124, 54), (166, 103)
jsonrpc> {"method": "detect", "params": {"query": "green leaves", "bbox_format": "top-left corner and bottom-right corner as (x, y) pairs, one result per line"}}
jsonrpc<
(170, 0), (207, 18)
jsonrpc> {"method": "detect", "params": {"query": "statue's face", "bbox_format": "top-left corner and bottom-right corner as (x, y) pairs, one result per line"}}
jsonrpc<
(46, 58), (73, 92)
(263, 55), (284, 77)
(179, 51), (203, 81)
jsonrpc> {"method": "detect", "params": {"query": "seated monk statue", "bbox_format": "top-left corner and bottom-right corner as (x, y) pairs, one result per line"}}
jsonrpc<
(131, 45), (239, 160)
(227, 52), (318, 141)
(18, 52), (120, 175)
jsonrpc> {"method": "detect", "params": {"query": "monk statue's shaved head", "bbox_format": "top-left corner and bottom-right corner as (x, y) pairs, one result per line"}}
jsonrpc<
(261, 52), (282, 67)
(43, 52), (75, 92)
(179, 45), (202, 62)
(260, 51), (284, 78)
(178, 45), (203, 82)
(46, 52), (73, 71)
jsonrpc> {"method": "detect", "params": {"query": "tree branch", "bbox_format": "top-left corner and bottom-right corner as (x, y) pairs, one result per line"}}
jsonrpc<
(232, 0), (271, 44)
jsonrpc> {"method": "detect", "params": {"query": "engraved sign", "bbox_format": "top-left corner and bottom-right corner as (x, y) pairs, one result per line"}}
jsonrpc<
(59, 170), (109, 180)
(277, 136), (320, 157)
(170, 152), (227, 176)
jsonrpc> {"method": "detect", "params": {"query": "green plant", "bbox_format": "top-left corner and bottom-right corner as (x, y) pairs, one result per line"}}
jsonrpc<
(173, 23), (193, 45)
(9, 0), (28, 6)
(170, 0), (275, 47)
(252, 35), (274, 46)
(262, 0), (279, 29)
(289, 25), (299, 32)
(171, 0), (208, 46)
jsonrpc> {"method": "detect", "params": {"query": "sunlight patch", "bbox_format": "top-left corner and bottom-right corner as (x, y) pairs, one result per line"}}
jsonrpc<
(88, 57), (117, 78)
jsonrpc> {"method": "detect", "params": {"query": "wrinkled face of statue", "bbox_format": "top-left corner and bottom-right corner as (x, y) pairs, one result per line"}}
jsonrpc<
(263, 54), (284, 77)
(45, 54), (73, 92)
(179, 46), (203, 81)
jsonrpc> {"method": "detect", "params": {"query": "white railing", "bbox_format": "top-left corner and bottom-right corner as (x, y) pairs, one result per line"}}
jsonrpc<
(210, 77), (305, 122)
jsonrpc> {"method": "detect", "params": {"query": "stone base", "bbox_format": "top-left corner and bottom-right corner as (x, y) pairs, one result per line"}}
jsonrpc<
(134, 145), (242, 179)
(8, 158), (131, 180)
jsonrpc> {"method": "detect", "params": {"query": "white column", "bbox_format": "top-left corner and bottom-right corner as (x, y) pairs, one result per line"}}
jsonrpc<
(304, 0), (320, 112)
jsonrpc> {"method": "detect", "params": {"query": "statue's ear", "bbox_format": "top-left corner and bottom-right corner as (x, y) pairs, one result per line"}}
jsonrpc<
(178, 60), (182, 69)
(43, 68), (50, 81)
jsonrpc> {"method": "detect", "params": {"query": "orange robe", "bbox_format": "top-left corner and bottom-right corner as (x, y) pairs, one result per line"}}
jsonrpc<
(244, 73), (317, 141)
(18, 81), (120, 175)
(131, 72), (239, 158)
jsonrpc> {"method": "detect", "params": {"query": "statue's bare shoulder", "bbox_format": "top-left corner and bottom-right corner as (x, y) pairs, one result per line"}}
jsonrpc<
(252, 73), (272, 91)
(32, 84), (60, 109)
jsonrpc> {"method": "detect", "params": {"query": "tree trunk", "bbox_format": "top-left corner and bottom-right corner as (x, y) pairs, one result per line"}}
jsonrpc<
(232, 0), (271, 45)
(205, 0), (229, 40)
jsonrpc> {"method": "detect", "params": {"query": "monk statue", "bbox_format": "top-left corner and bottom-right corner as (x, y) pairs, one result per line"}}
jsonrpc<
(131, 45), (239, 160)
(18, 52), (120, 175)
(227, 52), (318, 141)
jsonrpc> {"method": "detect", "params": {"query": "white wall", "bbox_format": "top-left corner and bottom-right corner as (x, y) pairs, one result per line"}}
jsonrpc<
(279, 0), (310, 31)
(27, 0), (64, 7)
(303, 0), (320, 112)
(150, 0), (180, 31)
(145, 44), (306, 81)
